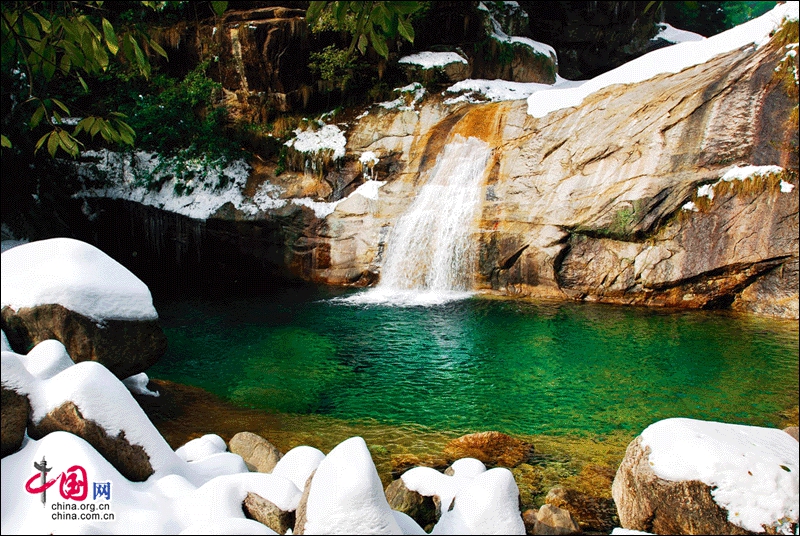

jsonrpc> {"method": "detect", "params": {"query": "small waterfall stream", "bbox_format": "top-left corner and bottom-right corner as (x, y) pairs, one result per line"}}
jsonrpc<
(347, 135), (492, 306)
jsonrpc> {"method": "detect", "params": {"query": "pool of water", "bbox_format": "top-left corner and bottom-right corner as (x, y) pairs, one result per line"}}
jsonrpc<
(149, 287), (799, 440)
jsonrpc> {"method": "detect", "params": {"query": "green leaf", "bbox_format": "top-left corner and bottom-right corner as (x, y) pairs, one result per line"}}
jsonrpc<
(149, 38), (167, 59)
(47, 131), (59, 157)
(58, 130), (79, 157)
(77, 74), (89, 92)
(42, 45), (57, 80)
(210, 1), (228, 17)
(397, 16), (414, 43)
(129, 35), (149, 78)
(1, 134), (11, 149)
(391, 2), (424, 15)
(31, 105), (46, 128)
(357, 33), (367, 55)
(102, 18), (118, 55)
(59, 52), (71, 74)
(74, 117), (95, 135)
(35, 132), (50, 153)
(22, 13), (41, 43)
(51, 98), (70, 115)
(370, 29), (389, 59)
(90, 117), (103, 137)
(32, 12), (52, 33)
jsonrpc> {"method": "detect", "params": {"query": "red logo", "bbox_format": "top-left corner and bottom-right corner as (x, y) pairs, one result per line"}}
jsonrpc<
(26, 457), (88, 503)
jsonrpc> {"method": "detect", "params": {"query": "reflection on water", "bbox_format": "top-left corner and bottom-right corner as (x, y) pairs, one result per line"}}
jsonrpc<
(150, 289), (799, 440)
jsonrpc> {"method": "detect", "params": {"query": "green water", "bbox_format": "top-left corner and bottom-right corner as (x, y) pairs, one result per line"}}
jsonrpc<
(149, 288), (799, 438)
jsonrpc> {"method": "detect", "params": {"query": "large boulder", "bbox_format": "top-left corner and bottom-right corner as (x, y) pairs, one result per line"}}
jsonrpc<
(612, 418), (799, 535)
(0, 238), (167, 379)
(444, 431), (534, 467)
(229, 431), (283, 473)
(1, 383), (30, 458)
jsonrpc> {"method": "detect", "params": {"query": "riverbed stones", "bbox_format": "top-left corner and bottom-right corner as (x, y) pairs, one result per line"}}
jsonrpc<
(443, 431), (534, 467)
(1, 384), (30, 457)
(521, 505), (581, 535)
(229, 431), (283, 472)
(28, 400), (154, 482)
(242, 491), (295, 534)
(545, 485), (618, 533)
(612, 436), (751, 535)
(385, 477), (437, 530)
(293, 470), (314, 535)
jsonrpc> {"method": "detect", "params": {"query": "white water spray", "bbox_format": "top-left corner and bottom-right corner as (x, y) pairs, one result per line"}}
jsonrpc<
(346, 135), (492, 306)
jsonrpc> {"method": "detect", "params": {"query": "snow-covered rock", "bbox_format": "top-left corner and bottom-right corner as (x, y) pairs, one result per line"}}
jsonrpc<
(612, 418), (799, 535)
(302, 436), (408, 534)
(1, 238), (167, 378)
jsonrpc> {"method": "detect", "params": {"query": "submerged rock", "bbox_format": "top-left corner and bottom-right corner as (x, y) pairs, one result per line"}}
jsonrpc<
(527, 504), (581, 535)
(444, 431), (534, 468)
(545, 485), (618, 533)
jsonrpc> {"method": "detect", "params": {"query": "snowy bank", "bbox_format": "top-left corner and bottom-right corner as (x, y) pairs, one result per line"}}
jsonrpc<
(527, 2), (799, 118)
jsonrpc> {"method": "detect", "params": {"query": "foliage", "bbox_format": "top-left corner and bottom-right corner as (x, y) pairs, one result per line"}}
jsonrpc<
(306, 1), (426, 59)
(119, 60), (242, 162)
(0, 1), (172, 157)
(308, 44), (357, 89)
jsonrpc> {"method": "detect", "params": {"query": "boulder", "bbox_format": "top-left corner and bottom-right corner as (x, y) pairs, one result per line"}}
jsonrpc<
(242, 491), (295, 534)
(293, 470), (315, 535)
(385, 477), (437, 530)
(2, 304), (166, 380)
(1, 384), (30, 457)
(28, 401), (153, 482)
(229, 431), (283, 473)
(528, 504), (581, 535)
(613, 436), (750, 534)
(545, 485), (618, 533)
(1, 238), (167, 379)
(783, 427), (799, 442)
(444, 431), (534, 467)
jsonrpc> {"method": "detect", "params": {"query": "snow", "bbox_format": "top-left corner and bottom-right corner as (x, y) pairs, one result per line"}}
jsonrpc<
(1, 329), (10, 352)
(284, 124), (347, 161)
(696, 183), (715, 200)
(175, 435), (228, 463)
(304, 436), (405, 534)
(1, 238), (158, 321)
(611, 529), (654, 535)
(402, 459), (525, 535)
(379, 83), (426, 111)
(653, 23), (705, 44)
(291, 180), (386, 218)
(527, 2), (800, 118)
(398, 51), (467, 69)
(445, 75), (582, 104)
(73, 150), (284, 220)
(780, 180), (795, 193)
(1, 238), (28, 253)
(271, 445), (326, 491)
(640, 418), (799, 534)
(123, 372), (160, 397)
(720, 164), (784, 182)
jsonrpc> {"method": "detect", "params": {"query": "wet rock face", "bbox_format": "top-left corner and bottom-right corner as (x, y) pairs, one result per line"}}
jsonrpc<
(1, 304), (167, 380)
(611, 436), (752, 535)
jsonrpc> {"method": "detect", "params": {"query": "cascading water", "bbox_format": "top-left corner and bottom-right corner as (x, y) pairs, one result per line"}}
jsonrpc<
(347, 135), (492, 306)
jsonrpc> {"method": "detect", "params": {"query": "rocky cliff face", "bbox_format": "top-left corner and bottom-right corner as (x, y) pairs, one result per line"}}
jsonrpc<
(296, 25), (798, 318)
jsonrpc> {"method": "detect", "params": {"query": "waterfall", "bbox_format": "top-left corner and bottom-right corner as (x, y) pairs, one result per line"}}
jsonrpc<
(347, 135), (492, 306)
